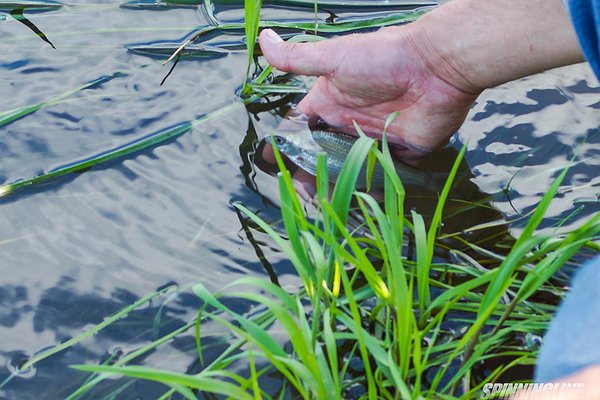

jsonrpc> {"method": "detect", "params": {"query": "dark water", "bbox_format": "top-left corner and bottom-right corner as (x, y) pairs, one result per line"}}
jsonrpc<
(0, 1), (599, 399)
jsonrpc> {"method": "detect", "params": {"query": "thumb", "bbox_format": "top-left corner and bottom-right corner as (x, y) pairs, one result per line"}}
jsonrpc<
(258, 29), (338, 76)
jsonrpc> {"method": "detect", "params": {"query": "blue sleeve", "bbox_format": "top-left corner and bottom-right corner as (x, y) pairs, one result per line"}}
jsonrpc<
(536, 257), (600, 382)
(567, 0), (600, 79)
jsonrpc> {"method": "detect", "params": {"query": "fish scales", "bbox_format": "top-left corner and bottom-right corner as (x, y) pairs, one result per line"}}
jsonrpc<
(266, 129), (430, 189)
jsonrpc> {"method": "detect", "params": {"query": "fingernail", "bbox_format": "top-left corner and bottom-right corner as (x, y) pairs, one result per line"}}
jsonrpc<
(264, 29), (283, 43)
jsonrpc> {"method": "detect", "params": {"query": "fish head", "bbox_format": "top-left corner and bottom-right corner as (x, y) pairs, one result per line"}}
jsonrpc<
(273, 127), (322, 151)
(269, 134), (300, 157)
(261, 109), (326, 174)
(263, 128), (324, 176)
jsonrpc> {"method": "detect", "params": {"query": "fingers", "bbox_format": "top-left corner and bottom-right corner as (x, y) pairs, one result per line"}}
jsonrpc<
(295, 86), (316, 115)
(261, 142), (277, 165)
(292, 169), (317, 201)
(259, 29), (340, 76)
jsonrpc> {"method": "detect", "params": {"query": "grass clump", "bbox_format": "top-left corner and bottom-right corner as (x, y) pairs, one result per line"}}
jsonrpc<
(52, 127), (598, 399)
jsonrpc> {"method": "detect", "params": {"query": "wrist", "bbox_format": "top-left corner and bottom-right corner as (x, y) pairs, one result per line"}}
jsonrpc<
(409, 0), (584, 92)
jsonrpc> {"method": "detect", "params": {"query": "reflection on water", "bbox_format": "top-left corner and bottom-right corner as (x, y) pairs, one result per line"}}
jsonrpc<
(0, 0), (598, 398)
(461, 64), (600, 234)
(0, 278), (198, 399)
(0, 285), (29, 328)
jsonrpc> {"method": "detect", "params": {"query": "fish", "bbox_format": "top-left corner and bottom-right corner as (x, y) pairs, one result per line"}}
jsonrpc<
(264, 128), (435, 190)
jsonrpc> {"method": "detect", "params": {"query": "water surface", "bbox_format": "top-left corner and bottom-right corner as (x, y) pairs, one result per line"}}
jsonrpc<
(0, 1), (599, 398)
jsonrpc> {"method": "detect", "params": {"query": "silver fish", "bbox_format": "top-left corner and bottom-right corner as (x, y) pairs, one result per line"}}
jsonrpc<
(266, 129), (433, 189)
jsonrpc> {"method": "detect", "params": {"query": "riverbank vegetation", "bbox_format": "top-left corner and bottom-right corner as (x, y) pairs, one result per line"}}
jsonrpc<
(6, 127), (599, 398)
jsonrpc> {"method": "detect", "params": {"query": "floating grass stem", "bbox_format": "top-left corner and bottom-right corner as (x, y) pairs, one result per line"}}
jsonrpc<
(0, 0), (62, 12)
(165, 10), (427, 66)
(0, 72), (126, 128)
(0, 100), (258, 198)
(0, 285), (177, 390)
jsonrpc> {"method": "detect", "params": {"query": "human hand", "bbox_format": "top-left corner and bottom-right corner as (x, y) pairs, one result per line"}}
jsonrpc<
(259, 26), (479, 160)
(259, 0), (582, 161)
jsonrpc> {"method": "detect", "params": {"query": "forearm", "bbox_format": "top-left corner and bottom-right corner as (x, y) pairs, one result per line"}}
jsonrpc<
(406, 0), (584, 93)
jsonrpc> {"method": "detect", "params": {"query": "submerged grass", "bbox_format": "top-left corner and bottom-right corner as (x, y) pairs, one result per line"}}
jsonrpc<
(0, 101), (246, 197)
(165, 10), (427, 66)
(0, 285), (177, 390)
(0, 72), (126, 128)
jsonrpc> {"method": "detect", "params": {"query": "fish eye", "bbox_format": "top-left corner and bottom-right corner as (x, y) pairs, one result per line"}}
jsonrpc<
(273, 135), (285, 145)
(315, 118), (328, 129)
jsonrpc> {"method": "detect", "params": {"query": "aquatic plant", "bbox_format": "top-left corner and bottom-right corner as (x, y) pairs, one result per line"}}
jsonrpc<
(0, 72), (126, 129)
(0, 101), (246, 197)
(165, 11), (428, 81)
(120, 0), (432, 12)
(1, 123), (592, 399)
(241, 0), (264, 96)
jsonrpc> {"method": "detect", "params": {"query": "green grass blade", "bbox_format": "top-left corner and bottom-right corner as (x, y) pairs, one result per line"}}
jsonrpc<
(514, 165), (571, 248)
(321, 200), (390, 301)
(0, 285), (176, 390)
(477, 156), (570, 318)
(278, 174), (316, 284)
(192, 282), (288, 358)
(242, 0), (264, 96)
(337, 264), (377, 399)
(0, 72), (125, 127)
(65, 321), (195, 399)
(412, 210), (429, 313)
(71, 365), (254, 400)
(0, 102), (242, 197)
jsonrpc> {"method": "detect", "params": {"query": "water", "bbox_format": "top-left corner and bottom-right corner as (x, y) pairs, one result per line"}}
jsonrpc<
(462, 65), (600, 234)
(0, 1), (598, 399)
